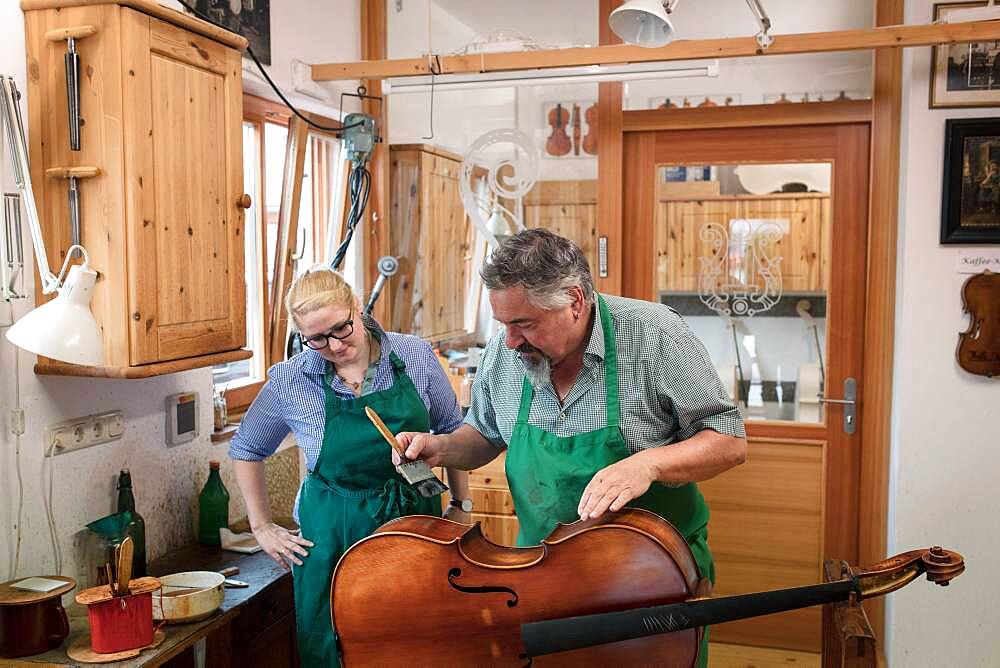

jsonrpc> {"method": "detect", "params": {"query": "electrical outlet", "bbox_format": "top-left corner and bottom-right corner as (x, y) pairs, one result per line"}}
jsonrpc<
(45, 411), (124, 455)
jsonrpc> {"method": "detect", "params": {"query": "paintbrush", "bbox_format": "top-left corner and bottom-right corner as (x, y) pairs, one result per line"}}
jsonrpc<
(364, 405), (449, 498)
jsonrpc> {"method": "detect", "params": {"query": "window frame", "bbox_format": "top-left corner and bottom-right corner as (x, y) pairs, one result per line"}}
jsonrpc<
(224, 94), (344, 416)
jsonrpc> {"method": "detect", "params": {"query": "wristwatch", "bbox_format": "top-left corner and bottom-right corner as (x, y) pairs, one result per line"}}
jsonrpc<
(449, 497), (473, 513)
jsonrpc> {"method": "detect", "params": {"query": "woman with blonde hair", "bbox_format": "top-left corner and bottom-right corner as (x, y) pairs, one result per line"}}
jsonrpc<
(229, 266), (469, 667)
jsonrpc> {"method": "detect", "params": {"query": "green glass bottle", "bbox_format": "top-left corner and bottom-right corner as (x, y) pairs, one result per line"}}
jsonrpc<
(116, 469), (147, 577)
(198, 461), (230, 545)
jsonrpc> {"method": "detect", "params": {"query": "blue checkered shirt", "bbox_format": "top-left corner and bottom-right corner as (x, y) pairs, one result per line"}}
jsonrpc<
(229, 323), (464, 477)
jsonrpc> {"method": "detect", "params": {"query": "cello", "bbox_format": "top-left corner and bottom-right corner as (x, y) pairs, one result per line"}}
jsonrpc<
(331, 508), (963, 666)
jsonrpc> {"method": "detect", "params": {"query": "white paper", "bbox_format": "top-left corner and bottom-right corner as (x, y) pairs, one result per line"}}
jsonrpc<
(11, 577), (65, 593)
(957, 250), (1000, 274)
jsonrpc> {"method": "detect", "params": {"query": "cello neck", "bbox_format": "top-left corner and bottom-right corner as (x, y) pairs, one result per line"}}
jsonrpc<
(521, 546), (963, 658)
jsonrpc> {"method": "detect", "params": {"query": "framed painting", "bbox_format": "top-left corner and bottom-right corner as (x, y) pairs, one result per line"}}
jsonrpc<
(942, 117), (1000, 243)
(931, 2), (1000, 108)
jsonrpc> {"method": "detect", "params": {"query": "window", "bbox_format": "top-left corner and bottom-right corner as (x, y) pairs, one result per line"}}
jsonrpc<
(214, 95), (348, 415)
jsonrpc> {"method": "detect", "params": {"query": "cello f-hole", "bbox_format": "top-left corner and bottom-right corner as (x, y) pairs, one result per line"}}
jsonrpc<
(447, 568), (520, 607)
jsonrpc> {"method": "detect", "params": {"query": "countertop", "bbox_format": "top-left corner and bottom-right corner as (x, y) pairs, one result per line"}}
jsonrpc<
(5, 544), (290, 667)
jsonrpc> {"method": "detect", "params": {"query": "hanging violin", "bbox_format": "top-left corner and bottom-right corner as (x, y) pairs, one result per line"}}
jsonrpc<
(957, 269), (1000, 377)
(545, 103), (571, 157)
(331, 508), (963, 667)
(582, 103), (597, 156)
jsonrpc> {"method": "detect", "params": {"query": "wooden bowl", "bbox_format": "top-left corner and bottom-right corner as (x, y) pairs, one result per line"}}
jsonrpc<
(151, 572), (224, 624)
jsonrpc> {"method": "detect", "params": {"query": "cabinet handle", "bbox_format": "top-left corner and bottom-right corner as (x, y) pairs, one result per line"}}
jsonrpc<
(237, 194), (252, 209)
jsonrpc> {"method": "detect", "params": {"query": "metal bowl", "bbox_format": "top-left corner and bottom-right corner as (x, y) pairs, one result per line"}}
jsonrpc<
(152, 571), (224, 624)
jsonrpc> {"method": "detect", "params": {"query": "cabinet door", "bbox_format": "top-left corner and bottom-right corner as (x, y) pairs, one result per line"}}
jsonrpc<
(417, 154), (468, 340)
(123, 10), (246, 364)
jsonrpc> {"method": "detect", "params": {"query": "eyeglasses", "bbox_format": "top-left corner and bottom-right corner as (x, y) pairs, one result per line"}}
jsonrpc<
(299, 310), (354, 350)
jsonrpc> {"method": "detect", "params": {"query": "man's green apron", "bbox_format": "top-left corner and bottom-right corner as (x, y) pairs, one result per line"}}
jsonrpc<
(292, 351), (441, 667)
(505, 294), (714, 666)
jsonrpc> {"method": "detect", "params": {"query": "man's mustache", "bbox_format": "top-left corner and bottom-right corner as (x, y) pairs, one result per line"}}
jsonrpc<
(516, 343), (543, 356)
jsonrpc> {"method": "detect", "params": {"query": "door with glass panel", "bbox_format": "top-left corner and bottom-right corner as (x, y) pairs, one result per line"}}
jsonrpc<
(623, 124), (869, 652)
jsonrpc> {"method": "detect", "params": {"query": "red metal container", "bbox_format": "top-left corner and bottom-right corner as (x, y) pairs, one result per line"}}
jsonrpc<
(75, 577), (159, 655)
(86, 592), (153, 653)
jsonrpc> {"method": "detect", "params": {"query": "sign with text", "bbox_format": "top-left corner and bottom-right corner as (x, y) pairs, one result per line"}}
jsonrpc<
(956, 250), (1000, 274)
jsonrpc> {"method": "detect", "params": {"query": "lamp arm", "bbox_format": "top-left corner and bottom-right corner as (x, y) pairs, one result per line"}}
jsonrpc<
(1, 76), (60, 294)
(745, 0), (774, 48)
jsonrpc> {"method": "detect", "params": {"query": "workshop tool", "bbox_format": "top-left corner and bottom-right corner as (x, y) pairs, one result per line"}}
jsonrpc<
(46, 166), (99, 259)
(75, 576), (159, 654)
(44, 25), (97, 151)
(364, 406), (449, 498)
(363, 256), (399, 316)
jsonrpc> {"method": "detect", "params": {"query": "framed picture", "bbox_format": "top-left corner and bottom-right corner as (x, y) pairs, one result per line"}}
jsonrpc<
(194, 0), (272, 65)
(941, 117), (1000, 243)
(931, 2), (1000, 108)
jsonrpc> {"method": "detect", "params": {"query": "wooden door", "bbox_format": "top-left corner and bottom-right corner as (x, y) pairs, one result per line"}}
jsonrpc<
(623, 124), (870, 652)
(123, 9), (246, 364)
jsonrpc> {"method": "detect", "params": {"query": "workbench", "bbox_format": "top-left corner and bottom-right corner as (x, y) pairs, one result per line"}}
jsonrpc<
(8, 545), (296, 667)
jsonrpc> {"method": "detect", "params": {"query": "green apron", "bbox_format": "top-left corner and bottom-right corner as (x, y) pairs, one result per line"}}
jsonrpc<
(292, 351), (441, 667)
(505, 294), (714, 666)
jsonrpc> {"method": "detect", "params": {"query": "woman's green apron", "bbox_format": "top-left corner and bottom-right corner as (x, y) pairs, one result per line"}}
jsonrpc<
(292, 351), (441, 667)
(505, 294), (714, 666)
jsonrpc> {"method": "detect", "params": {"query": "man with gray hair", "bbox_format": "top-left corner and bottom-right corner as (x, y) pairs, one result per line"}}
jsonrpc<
(396, 229), (746, 658)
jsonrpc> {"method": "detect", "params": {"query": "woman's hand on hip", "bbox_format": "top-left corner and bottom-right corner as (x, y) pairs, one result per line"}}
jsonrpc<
(252, 522), (314, 570)
(393, 431), (447, 467)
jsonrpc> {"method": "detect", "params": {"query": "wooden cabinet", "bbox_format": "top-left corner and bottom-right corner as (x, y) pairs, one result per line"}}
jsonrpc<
(388, 144), (470, 342)
(655, 192), (831, 295)
(522, 180), (598, 272)
(468, 451), (519, 546)
(22, 0), (251, 377)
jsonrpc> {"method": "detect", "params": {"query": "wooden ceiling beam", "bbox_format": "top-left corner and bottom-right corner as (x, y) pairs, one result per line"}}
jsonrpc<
(313, 19), (1000, 82)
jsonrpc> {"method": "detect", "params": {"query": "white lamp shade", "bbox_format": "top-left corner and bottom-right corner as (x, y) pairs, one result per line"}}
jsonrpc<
(609, 0), (675, 47)
(5, 263), (104, 366)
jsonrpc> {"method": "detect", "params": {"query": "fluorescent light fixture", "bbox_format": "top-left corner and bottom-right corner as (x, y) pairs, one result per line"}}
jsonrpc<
(383, 59), (719, 94)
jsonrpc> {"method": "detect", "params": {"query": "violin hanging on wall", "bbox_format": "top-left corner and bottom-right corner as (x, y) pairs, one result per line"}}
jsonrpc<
(545, 103), (571, 157)
(957, 269), (1000, 378)
(331, 509), (964, 667)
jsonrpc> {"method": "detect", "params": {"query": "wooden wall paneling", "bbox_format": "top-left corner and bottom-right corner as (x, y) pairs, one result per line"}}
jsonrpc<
(361, 0), (391, 324)
(861, 0), (904, 646)
(25, 4), (131, 367)
(267, 116), (308, 367)
(597, 0), (624, 295)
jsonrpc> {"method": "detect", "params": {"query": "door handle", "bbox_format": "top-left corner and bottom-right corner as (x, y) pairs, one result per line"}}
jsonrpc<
(818, 377), (857, 434)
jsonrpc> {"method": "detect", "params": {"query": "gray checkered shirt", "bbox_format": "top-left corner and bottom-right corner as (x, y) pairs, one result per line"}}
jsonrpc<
(465, 294), (746, 452)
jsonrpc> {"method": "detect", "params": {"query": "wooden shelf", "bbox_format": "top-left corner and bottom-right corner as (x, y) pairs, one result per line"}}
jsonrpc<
(34, 348), (252, 378)
(210, 423), (239, 443)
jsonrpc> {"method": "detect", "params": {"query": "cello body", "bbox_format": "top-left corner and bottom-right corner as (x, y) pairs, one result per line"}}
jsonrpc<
(331, 508), (708, 667)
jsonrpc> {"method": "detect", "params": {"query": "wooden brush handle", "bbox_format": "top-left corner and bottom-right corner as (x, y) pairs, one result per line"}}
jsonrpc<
(364, 406), (406, 458)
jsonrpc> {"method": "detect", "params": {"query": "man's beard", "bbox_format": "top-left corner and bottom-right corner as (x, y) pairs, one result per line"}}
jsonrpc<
(517, 344), (552, 386)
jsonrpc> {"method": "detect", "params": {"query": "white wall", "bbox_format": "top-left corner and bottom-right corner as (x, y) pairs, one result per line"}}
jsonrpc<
(885, 3), (1000, 666)
(0, 0), (358, 586)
